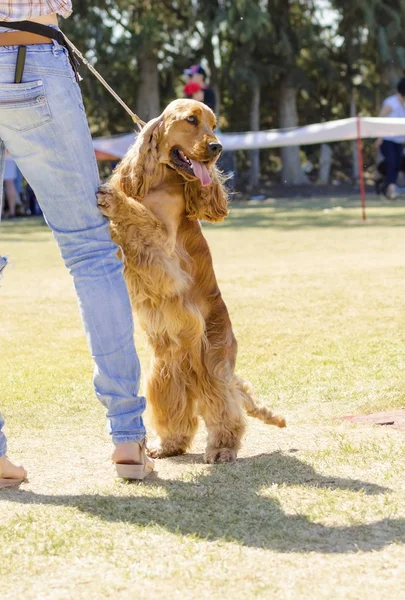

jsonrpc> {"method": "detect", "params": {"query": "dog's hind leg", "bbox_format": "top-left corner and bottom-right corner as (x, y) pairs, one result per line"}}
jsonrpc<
(147, 356), (198, 458)
(199, 377), (247, 464)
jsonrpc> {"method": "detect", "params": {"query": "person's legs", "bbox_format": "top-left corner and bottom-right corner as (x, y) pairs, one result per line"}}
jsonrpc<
(3, 157), (18, 216)
(0, 411), (6, 458)
(0, 409), (26, 487)
(0, 42), (149, 463)
(4, 179), (18, 217)
(0, 147), (24, 486)
(394, 143), (404, 186)
(381, 141), (401, 197)
(0, 139), (12, 473)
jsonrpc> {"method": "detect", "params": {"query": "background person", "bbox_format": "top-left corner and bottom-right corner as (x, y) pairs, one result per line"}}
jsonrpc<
(184, 81), (204, 102)
(184, 64), (216, 113)
(3, 156), (18, 218)
(183, 70), (236, 190)
(378, 78), (405, 199)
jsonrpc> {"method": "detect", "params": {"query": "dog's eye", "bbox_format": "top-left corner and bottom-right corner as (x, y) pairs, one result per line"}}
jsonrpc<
(186, 115), (198, 126)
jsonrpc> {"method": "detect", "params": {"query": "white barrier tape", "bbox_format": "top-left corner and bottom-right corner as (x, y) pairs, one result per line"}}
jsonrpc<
(92, 117), (405, 158)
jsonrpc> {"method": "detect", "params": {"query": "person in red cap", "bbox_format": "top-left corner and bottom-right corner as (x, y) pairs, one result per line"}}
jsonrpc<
(183, 81), (204, 102)
(183, 64), (216, 113)
(183, 64), (236, 188)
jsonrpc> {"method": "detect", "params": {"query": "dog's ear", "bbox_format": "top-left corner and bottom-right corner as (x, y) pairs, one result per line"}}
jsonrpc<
(184, 165), (229, 223)
(114, 117), (164, 199)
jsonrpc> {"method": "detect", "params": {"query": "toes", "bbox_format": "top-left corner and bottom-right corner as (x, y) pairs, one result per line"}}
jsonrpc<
(147, 446), (162, 459)
(97, 184), (116, 215)
(147, 447), (166, 459)
(277, 417), (287, 428)
(205, 448), (237, 464)
(147, 444), (187, 459)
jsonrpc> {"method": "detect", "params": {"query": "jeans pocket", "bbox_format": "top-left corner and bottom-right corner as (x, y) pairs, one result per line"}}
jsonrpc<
(0, 80), (51, 132)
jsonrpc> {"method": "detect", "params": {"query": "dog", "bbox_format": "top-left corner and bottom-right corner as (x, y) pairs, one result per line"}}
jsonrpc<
(97, 99), (286, 463)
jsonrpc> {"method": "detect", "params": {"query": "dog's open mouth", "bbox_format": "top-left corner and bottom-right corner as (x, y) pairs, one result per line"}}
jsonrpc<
(170, 148), (212, 187)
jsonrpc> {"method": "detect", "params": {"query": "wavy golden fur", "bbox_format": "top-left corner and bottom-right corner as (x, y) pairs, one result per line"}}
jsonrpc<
(98, 99), (285, 463)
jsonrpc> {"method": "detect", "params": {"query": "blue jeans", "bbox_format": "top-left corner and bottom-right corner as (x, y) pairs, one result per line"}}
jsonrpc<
(0, 39), (146, 457)
(381, 140), (404, 186)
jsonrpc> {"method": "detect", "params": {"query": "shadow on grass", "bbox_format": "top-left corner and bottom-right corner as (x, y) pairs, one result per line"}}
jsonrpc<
(4, 452), (404, 554)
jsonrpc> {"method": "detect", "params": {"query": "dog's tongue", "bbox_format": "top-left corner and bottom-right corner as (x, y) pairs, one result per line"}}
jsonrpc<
(190, 159), (211, 187)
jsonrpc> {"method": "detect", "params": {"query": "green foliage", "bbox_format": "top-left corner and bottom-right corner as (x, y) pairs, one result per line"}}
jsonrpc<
(333, 0), (405, 78)
(64, 0), (405, 181)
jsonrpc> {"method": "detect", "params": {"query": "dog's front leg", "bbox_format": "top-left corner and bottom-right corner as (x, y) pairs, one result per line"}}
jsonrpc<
(97, 182), (128, 220)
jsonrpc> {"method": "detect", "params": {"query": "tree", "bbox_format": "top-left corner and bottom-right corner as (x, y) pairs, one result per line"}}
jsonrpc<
(62, 0), (403, 189)
(102, 0), (194, 120)
(329, 0), (405, 180)
(332, 0), (405, 90)
(220, 1), (273, 188)
(267, 0), (322, 185)
(64, 0), (193, 132)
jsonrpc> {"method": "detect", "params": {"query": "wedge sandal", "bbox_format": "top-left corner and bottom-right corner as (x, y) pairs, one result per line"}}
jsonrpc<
(114, 441), (155, 481)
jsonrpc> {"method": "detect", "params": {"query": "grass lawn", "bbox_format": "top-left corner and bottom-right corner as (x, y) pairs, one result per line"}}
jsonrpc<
(1, 194), (405, 599)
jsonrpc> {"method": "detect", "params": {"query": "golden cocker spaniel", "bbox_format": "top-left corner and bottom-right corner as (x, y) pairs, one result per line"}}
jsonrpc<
(97, 99), (285, 463)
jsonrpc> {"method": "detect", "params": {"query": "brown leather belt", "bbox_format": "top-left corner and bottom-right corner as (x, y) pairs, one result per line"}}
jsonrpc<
(0, 32), (52, 46)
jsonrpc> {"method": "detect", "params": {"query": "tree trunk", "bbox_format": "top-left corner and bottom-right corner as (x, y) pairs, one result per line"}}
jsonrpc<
(350, 89), (359, 183)
(248, 76), (261, 190)
(203, 31), (220, 115)
(279, 76), (308, 185)
(136, 48), (160, 122)
(319, 144), (332, 185)
(386, 64), (403, 90)
(375, 87), (381, 116)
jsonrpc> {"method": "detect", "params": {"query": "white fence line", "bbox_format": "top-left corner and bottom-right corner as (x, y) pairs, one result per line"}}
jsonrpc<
(92, 117), (405, 158)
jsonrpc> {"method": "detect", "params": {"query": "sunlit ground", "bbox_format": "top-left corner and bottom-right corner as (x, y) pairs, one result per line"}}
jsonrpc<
(1, 196), (405, 599)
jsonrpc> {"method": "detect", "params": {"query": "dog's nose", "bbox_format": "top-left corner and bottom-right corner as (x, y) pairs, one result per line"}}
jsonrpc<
(208, 142), (223, 156)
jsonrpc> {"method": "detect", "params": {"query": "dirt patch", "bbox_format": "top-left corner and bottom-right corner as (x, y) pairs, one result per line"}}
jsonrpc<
(342, 409), (405, 430)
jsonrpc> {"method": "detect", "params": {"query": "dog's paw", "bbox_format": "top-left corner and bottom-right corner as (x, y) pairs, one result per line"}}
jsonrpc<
(275, 415), (287, 428)
(204, 448), (237, 464)
(147, 442), (187, 459)
(97, 183), (118, 218)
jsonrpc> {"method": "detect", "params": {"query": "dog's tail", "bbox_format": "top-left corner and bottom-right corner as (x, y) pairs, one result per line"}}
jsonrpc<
(236, 377), (286, 428)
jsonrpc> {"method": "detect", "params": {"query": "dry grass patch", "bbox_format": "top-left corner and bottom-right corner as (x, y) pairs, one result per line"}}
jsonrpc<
(1, 197), (405, 599)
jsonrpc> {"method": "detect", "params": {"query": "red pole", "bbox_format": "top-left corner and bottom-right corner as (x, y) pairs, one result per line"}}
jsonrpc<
(356, 115), (367, 221)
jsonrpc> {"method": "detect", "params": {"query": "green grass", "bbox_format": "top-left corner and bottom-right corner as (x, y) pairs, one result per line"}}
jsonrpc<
(1, 195), (405, 599)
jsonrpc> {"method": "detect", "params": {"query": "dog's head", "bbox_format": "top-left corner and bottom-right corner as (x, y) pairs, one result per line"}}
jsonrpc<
(115, 99), (229, 223)
(159, 99), (222, 187)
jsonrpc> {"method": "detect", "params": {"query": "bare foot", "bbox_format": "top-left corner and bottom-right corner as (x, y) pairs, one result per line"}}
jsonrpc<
(0, 455), (27, 488)
(112, 441), (145, 464)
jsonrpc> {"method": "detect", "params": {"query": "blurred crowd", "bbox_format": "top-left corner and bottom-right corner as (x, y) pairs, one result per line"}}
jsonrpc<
(2, 156), (41, 219)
